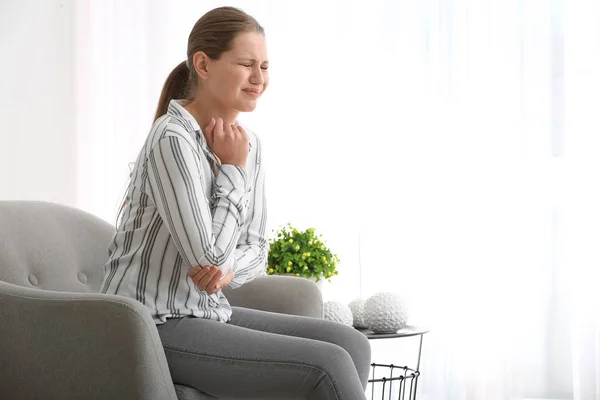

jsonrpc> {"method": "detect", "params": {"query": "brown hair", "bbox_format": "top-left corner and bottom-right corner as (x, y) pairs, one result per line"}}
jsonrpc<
(153, 6), (264, 122)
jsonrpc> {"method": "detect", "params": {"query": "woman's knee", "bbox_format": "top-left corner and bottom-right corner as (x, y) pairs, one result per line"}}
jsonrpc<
(306, 341), (366, 398)
(345, 326), (371, 359)
(328, 325), (372, 384)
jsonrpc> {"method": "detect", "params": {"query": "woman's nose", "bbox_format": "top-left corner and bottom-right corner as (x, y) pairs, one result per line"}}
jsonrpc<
(250, 66), (265, 84)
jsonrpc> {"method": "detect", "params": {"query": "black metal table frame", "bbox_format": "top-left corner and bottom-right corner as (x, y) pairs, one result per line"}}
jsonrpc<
(357, 326), (429, 400)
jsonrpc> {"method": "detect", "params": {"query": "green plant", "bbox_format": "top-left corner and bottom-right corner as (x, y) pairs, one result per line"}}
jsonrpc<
(267, 223), (340, 282)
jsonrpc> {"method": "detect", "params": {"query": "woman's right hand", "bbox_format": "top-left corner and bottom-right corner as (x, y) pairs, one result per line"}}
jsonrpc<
(204, 117), (249, 168)
(188, 265), (234, 295)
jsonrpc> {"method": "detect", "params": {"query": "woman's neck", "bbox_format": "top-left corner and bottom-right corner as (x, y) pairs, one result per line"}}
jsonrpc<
(184, 93), (239, 132)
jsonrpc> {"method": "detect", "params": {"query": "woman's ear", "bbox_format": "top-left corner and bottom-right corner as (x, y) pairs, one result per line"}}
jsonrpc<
(192, 51), (210, 80)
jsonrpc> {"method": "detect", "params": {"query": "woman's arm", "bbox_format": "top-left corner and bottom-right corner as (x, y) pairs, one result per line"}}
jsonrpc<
(228, 135), (269, 288)
(147, 133), (249, 276)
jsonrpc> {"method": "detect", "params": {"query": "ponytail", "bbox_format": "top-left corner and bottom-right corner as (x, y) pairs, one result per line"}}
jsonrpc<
(154, 61), (190, 122)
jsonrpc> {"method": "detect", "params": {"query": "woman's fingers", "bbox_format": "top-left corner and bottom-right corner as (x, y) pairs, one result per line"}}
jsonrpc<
(189, 266), (219, 290)
(189, 266), (207, 281)
(206, 270), (225, 294)
(208, 119), (248, 167)
(236, 124), (247, 137)
(213, 117), (224, 142)
(197, 267), (221, 291)
(203, 117), (216, 147)
(225, 122), (236, 140)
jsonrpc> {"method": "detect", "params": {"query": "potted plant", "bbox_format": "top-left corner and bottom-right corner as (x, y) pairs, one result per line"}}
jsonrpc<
(267, 223), (340, 289)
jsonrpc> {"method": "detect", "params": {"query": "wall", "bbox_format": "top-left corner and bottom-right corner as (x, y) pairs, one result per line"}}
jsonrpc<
(0, 0), (76, 206)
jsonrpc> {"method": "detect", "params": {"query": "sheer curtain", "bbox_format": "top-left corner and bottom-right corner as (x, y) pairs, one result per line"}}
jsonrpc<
(356, 0), (600, 398)
(74, 0), (599, 398)
(564, 2), (600, 399)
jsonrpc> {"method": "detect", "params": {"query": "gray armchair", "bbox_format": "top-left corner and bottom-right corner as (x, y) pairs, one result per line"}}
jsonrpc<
(0, 201), (323, 400)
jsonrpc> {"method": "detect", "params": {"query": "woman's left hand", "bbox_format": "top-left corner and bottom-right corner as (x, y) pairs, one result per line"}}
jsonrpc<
(189, 266), (234, 295)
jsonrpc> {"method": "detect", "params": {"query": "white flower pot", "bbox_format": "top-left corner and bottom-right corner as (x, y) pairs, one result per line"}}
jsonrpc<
(308, 276), (326, 292)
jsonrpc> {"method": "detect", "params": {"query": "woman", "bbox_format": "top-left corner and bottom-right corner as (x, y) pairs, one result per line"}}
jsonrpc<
(101, 6), (370, 399)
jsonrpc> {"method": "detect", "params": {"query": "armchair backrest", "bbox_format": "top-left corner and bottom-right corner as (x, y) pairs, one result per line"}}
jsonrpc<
(0, 201), (114, 293)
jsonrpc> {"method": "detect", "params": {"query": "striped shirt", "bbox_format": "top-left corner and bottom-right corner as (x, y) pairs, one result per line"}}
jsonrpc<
(101, 100), (268, 324)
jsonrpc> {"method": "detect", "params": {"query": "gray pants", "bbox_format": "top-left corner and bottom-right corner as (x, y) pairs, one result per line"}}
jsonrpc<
(156, 307), (371, 399)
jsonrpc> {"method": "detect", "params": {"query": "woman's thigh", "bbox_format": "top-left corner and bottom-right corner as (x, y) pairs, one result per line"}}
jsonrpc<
(229, 306), (371, 387)
(156, 315), (368, 400)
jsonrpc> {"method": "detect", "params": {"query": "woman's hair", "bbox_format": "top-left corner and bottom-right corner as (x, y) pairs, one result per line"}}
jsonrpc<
(153, 6), (264, 122)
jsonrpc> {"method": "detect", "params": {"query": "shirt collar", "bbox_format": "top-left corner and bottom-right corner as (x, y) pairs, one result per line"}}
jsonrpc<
(167, 99), (201, 133)
(167, 99), (221, 166)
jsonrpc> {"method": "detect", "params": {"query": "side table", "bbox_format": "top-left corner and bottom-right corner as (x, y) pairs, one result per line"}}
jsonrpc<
(357, 325), (430, 400)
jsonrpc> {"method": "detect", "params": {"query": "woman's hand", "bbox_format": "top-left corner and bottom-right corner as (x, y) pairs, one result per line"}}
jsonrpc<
(203, 117), (249, 168)
(188, 265), (234, 295)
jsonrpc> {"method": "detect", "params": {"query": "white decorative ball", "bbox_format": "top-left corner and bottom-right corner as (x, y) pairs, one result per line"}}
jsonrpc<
(348, 298), (369, 328)
(323, 301), (354, 326)
(364, 292), (409, 333)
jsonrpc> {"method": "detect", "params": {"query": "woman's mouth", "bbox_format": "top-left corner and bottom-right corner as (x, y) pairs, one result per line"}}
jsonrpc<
(242, 88), (261, 98)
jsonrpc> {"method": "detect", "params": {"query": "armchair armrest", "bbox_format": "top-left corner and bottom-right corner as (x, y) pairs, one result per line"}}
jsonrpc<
(222, 275), (323, 318)
(0, 280), (177, 400)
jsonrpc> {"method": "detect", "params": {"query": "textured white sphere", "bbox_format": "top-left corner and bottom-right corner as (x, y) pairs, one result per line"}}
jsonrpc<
(364, 292), (409, 333)
(348, 298), (369, 328)
(323, 301), (354, 326)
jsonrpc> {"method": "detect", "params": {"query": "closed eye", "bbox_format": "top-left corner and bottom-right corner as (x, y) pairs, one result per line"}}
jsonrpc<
(240, 63), (269, 70)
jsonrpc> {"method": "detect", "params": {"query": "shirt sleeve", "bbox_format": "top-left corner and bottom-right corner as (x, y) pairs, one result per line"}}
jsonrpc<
(227, 134), (269, 288)
(147, 134), (249, 275)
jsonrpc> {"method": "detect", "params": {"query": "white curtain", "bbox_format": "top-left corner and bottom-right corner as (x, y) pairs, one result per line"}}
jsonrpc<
(74, 0), (600, 398)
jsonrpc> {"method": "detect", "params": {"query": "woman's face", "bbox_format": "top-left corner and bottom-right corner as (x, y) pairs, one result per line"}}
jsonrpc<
(205, 31), (269, 113)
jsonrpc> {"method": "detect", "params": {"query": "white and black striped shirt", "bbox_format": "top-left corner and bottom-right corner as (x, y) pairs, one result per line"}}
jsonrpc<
(101, 100), (268, 324)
